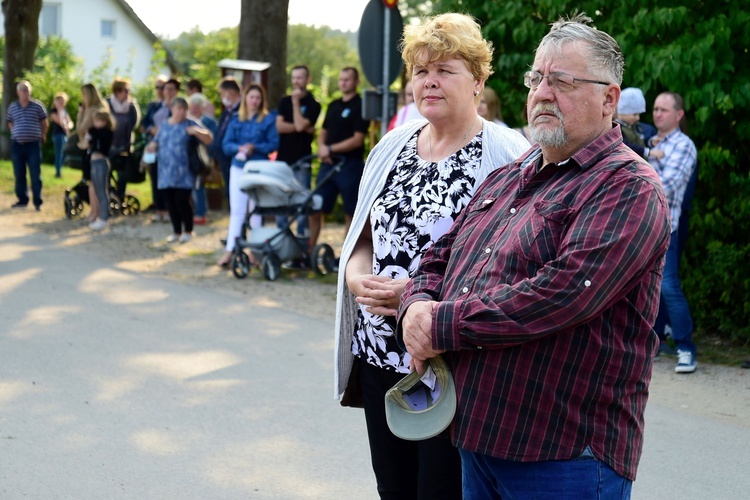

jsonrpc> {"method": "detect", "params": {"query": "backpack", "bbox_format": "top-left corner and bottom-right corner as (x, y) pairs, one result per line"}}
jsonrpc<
(188, 135), (211, 177)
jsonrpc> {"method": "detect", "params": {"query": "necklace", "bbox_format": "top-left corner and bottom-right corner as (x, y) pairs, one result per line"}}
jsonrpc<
(427, 117), (478, 163)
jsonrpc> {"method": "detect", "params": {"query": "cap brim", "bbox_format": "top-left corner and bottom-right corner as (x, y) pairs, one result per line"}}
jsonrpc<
(384, 356), (457, 441)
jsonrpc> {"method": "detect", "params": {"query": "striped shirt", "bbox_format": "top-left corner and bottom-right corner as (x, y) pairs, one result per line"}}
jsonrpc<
(648, 128), (697, 232)
(399, 126), (671, 480)
(7, 99), (47, 143)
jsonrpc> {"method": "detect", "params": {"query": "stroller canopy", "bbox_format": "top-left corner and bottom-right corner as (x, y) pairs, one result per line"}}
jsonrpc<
(238, 160), (312, 209)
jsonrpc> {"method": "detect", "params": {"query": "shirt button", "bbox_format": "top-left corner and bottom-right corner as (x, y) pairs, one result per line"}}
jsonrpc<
(510, 207), (517, 214)
(584, 280), (592, 287)
(462, 287), (469, 293)
(485, 247), (491, 254)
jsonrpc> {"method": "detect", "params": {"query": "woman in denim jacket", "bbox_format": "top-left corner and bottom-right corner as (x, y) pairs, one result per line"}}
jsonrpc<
(217, 83), (279, 267)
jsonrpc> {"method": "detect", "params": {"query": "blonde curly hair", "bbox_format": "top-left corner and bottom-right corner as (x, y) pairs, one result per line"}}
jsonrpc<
(401, 13), (494, 82)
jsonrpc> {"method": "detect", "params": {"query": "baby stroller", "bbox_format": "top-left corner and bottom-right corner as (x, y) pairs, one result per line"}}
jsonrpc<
(230, 153), (345, 281)
(63, 140), (143, 219)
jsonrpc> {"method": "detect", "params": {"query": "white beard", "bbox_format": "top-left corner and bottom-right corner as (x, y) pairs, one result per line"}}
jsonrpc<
(530, 123), (568, 148)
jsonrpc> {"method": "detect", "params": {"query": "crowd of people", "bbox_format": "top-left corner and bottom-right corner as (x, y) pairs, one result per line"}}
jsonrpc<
(6, 10), (703, 498)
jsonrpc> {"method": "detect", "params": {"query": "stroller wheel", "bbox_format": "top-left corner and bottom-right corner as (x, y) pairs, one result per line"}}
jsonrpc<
(65, 192), (83, 218)
(121, 195), (140, 215)
(262, 254), (282, 281)
(64, 197), (73, 219)
(311, 243), (336, 275)
(232, 251), (251, 279)
(108, 194), (121, 218)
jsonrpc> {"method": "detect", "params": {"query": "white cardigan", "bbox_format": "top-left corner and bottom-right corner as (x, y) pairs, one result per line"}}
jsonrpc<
(333, 117), (531, 399)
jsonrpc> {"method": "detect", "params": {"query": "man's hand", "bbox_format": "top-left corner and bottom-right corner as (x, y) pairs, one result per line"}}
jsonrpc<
(402, 300), (444, 362)
(649, 149), (665, 160)
(318, 145), (332, 164)
(409, 356), (429, 376)
(291, 88), (304, 102)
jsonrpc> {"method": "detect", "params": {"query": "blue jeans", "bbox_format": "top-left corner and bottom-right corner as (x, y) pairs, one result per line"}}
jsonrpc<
(53, 133), (67, 177)
(276, 165), (312, 236)
(220, 159), (232, 210)
(654, 231), (696, 355)
(11, 140), (43, 207)
(193, 177), (207, 217)
(90, 158), (110, 221)
(460, 447), (632, 499)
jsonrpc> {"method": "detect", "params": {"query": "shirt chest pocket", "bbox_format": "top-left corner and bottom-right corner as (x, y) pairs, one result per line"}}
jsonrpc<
(451, 197), (497, 249)
(511, 201), (573, 264)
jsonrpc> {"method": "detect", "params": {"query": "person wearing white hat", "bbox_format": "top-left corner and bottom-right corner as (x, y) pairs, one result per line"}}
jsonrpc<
(616, 87), (661, 160)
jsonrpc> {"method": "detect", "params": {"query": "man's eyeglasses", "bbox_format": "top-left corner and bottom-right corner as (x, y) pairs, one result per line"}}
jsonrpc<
(155, 86), (164, 90)
(523, 71), (610, 92)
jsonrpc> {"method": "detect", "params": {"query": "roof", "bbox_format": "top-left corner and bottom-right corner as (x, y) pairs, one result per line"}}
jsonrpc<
(114, 0), (182, 74)
(217, 59), (272, 72)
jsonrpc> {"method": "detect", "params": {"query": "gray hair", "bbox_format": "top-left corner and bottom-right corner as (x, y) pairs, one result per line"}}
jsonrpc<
(16, 80), (32, 93)
(188, 92), (209, 107)
(537, 13), (624, 85)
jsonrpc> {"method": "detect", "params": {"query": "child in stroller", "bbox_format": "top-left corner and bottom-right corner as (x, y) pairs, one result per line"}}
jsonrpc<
(229, 153), (345, 281)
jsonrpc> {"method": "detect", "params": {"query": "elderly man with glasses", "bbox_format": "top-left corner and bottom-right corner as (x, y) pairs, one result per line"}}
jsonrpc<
(398, 13), (670, 498)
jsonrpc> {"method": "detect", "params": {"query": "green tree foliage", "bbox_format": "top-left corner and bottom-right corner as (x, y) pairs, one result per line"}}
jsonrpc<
(422, 0), (750, 340)
(165, 27), (239, 110)
(285, 24), (361, 105)
(164, 24), (360, 114)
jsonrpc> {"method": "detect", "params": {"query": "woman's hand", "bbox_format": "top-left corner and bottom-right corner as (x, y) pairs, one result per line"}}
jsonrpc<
(145, 142), (157, 153)
(350, 275), (409, 316)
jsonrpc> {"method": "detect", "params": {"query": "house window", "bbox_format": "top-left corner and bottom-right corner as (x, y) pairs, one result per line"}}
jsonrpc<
(40, 4), (61, 36)
(101, 20), (116, 38)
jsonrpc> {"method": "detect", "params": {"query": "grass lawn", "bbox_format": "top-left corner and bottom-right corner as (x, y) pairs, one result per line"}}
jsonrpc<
(0, 159), (152, 211)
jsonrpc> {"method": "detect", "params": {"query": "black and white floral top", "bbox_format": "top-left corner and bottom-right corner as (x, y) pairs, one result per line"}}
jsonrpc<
(353, 128), (484, 373)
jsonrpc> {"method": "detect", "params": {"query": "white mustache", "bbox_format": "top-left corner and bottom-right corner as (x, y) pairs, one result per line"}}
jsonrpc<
(531, 104), (563, 122)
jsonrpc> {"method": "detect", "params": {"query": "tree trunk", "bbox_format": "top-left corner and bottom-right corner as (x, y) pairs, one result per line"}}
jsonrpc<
(238, 0), (289, 109)
(1, 0), (42, 158)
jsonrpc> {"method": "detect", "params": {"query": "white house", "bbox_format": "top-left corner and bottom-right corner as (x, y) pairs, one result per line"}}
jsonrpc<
(0, 0), (176, 84)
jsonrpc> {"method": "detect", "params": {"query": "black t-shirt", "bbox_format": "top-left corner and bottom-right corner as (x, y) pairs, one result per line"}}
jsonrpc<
(49, 108), (68, 136)
(322, 94), (369, 160)
(87, 126), (114, 157)
(276, 92), (321, 165)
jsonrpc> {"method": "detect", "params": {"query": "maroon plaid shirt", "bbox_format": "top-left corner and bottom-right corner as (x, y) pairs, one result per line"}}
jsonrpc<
(399, 126), (670, 480)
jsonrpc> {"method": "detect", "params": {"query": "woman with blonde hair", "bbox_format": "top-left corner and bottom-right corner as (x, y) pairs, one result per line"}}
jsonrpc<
(334, 12), (529, 498)
(75, 83), (112, 222)
(217, 83), (279, 267)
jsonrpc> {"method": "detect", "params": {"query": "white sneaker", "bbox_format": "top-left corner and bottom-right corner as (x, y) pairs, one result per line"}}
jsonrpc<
(178, 233), (192, 244)
(166, 234), (180, 243)
(675, 350), (697, 373)
(88, 219), (107, 231)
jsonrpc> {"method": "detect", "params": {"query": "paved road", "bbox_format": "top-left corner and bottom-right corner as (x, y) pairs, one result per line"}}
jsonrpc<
(0, 227), (376, 499)
(1, 226), (749, 499)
